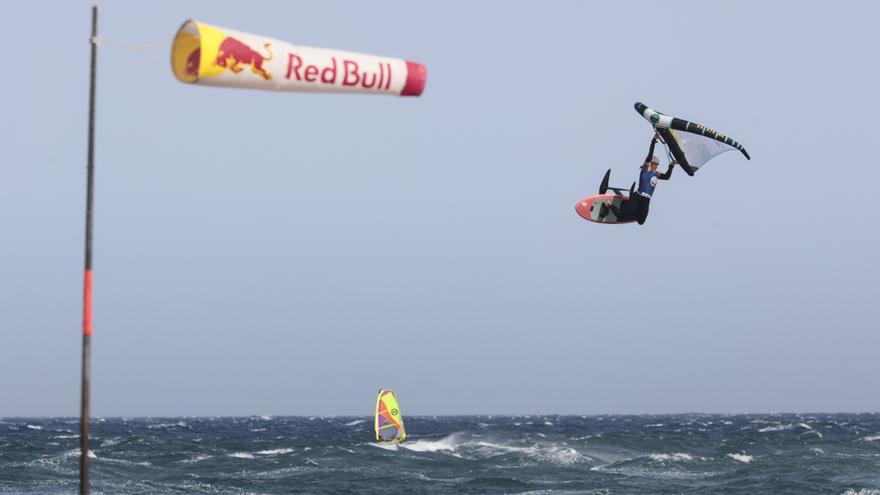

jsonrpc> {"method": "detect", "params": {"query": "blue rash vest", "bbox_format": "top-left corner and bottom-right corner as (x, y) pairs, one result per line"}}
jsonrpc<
(637, 163), (660, 198)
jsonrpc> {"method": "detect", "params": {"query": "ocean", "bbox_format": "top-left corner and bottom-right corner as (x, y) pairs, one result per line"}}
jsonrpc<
(2, 414), (879, 494)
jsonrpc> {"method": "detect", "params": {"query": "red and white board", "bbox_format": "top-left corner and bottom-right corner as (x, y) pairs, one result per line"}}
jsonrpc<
(575, 194), (634, 224)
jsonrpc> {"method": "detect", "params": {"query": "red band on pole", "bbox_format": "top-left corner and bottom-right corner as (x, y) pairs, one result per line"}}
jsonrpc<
(83, 270), (93, 336)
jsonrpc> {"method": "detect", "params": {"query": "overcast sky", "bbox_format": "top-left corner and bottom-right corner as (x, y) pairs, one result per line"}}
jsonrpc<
(1, 0), (878, 417)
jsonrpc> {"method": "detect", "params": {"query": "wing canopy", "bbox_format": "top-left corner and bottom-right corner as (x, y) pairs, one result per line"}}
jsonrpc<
(635, 102), (750, 176)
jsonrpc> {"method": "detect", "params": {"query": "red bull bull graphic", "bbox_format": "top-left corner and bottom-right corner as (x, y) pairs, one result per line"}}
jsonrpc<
(171, 20), (426, 96)
(216, 38), (273, 80)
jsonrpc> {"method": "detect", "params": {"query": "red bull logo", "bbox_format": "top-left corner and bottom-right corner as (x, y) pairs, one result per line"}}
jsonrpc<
(286, 54), (393, 91)
(184, 48), (201, 77)
(215, 37), (273, 80)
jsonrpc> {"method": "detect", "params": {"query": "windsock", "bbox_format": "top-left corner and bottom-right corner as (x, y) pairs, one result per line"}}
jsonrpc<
(171, 20), (426, 96)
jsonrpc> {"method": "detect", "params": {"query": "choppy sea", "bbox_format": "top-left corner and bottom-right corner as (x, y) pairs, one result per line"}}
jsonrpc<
(2, 414), (879, 494)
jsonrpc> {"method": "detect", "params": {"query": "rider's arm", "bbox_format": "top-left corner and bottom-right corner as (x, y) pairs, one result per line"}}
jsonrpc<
(644, 134), (658, 164)
(658, 161), (676, 180)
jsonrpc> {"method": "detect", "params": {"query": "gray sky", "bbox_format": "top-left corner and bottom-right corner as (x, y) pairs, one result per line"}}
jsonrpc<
(2, 0), (878, 417)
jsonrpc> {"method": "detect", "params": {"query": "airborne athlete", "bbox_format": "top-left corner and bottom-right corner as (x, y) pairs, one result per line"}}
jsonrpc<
(575, 102), (750, 226)
(600, 132), (675, 225)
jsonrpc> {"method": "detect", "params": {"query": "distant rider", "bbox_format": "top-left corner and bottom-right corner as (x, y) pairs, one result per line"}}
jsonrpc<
(603, 131), (675, 225)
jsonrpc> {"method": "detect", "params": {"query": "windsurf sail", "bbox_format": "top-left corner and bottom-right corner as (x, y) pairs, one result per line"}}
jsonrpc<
(635, 102), (750, 176)
(375, 389), (406, 443)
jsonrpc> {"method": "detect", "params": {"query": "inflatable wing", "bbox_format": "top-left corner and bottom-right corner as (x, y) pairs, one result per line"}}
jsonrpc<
(634, 102), (749, 176)
(171, 20), (426, 96)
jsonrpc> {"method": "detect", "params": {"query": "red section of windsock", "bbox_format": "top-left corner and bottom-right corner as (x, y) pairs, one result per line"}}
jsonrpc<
(401, 61), (427, 96)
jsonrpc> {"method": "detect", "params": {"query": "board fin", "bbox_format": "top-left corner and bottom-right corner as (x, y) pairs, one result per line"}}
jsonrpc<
(599, 169), (610, 195)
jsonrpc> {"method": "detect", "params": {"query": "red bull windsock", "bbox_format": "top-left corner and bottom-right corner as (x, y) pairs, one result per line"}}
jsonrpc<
(171, 20), (427, 96)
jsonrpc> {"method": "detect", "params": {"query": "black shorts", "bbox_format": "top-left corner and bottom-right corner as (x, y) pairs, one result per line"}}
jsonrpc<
(620, 193), (651, 225)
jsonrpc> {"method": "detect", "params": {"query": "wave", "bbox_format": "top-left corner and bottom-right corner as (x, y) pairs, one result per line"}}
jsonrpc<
(100, 437), (123, 447)
(726, 453), (753, 463)
(757, 422), (813, 433)
(98, 456), (152, 467)
(55, 448), (97, 460)
(147, 421), (189, 430)
(401, 437), (457, 453)
(369, 442), (399, 451)
(26, 424), (43, 430)
(397, 434), (588, 466)
(256, 448), (294, 455)
(859, 434), (880, 442)
(647, 453), (703, 463)
(345, 419), (367, 427)
(593, 455), (718, 481)
(227, 452), (255, 459)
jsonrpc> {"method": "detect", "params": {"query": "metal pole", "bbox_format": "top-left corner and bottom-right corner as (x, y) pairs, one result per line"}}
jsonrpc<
(81, 5), (98, 495)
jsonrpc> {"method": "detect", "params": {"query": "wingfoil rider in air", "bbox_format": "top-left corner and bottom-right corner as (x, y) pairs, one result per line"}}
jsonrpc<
(602, 131), (676, 225)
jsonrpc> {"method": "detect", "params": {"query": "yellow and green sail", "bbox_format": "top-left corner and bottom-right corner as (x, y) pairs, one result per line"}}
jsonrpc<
(375, 389), (406, 443)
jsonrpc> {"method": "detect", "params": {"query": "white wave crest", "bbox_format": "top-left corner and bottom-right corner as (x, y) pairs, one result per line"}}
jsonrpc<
(67, 449), (97, 459)
(648, 453), (697, 463)
(26, 424), (43, 430)
(147, 421), (188, 429)
(345, 419), (367, 426)
(401, 437), (457, 453)
(98, 456), (151, 467)
(227, 452), (255, 459)
(859, 434), (880, 442)
(473, 441), (586, 465)
(727, 453), (753, 463)
(100, 437), (123, 447)
(842, 490), (880, 495)
(758, 424), (793, 432)
(393, 434), (588, 466)
(758, 422), (815, 433)
(256, 448), (294, 455)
